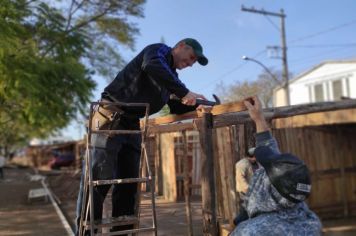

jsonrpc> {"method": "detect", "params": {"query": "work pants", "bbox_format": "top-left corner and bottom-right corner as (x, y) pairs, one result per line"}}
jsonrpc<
(75, 111), (141, 235)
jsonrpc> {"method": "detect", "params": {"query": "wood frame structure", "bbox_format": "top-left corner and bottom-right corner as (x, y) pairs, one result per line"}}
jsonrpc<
(146, 98), (356, 235)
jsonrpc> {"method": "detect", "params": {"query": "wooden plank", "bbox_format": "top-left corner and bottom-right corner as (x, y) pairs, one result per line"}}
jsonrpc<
(182, 131), (193, 236)
(199, 112), (218, 235)
(244, 121), (256, 150)
(213, 128), (224, 218)
(160, 133), (177, 201)
(189, 131), (202, 196)
(226, 126), (238, 225)
(235, 124), (245, 213)
(147, 100), (248, 126)
(215, 128), (228, 220)
(337, 129), (349, 217)
(236, 124), (245, 162)
(148, 122), (194, 134)
(231, 125), (242, 213)
(273, 108), (356, 129)
(155, 134), (163, 195)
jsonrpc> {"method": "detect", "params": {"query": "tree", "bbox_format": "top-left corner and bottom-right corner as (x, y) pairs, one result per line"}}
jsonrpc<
(216, 69), (284, 107)
(0, 0), (145, 151)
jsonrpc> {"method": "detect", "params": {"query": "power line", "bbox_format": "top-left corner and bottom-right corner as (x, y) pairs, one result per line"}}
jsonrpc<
(290, 43), (356, 48)
(241, 5), (290, 105)
(200, 50), (267, 91)
(263, 15), (280, 32)
(288, 19), (356, 44)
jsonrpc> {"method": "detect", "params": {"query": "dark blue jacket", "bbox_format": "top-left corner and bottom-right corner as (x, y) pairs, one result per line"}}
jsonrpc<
(103, 43), (197, 118)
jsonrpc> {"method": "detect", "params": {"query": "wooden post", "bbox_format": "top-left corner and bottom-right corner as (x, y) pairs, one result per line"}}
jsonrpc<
(155, 134), (163, 195)
(183, 130), (193, 236)
(199, 112), (218, 236)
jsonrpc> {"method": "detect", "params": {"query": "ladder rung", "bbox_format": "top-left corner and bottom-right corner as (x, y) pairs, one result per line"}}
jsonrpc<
(93, 177), (150, 186)
(84, 215), (139, 229)
(95, 227), (156, 236)
(91, 130), (142, 135)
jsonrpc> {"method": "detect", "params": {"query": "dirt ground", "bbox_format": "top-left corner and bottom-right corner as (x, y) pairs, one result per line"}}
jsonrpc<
(0, 167), (69, 236)
(1, 166), (356, 235)
(46, 168), (203, 235)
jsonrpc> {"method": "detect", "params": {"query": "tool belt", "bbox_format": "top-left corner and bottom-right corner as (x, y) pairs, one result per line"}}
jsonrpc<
(91, 98), (140, 132)
(91, 98), (125, 131)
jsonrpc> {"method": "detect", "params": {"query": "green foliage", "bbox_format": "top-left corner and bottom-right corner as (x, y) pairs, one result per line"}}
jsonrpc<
(0, 0), (145, 150)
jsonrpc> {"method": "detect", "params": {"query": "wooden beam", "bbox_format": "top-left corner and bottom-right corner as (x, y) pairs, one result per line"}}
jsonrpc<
(147, 100), (248, 126)
(147, 122), (195, 134)
(213, 99), (356, 128)
(272, 108), (356, 129)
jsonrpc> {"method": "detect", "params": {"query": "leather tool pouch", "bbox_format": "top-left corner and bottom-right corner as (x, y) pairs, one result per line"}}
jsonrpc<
(91, 103), (124, 132)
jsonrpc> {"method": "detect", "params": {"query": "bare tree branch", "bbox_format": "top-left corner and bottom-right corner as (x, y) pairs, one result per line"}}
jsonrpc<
(41, 3), (115, 58)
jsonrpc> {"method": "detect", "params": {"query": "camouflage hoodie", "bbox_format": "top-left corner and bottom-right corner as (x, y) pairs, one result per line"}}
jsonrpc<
(231, 131), (322, 236)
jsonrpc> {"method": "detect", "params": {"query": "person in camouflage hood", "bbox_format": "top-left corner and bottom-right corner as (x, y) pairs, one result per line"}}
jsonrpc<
(231, 96), (321, 236)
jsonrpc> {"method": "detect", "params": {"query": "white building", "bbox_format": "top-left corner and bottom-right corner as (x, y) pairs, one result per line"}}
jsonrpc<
(274, 60), (356, 107)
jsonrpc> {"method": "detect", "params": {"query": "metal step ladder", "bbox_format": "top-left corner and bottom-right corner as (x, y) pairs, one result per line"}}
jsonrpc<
(78, 100), (157, 236)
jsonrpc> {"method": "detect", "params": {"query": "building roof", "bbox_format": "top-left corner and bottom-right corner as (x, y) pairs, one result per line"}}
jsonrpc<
(274, 59), (356, 92)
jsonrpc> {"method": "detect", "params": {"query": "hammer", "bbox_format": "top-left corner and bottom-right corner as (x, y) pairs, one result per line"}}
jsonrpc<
(196, 94), (221, 106)
(171, 94), (221, 106)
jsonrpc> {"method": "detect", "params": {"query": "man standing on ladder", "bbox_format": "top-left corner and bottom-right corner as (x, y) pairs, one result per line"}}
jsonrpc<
(75, 38), (209, 235)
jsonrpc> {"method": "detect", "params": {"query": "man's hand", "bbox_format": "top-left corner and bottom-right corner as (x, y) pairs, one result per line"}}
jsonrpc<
(182, 91), (207, 106)
(196, 104), (212, 113)
(243, 96), (263, 122)
(244, 96), (269, 133)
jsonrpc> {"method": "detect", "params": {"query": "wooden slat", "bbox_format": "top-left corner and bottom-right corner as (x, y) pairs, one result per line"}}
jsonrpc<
(161, 133), (177, 201)
(226, 127), (238, 225)
(154, 134), (163, 195)
(273, 108), (356, 128)
(215, 128), (228, 219)
(182, 131), (193, 236)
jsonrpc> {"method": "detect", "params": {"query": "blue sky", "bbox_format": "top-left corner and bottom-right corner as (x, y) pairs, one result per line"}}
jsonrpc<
(61, 0), (356, 139)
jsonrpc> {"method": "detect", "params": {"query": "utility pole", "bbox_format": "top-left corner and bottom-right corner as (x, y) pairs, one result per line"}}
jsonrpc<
(241, 5), (290, 106)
